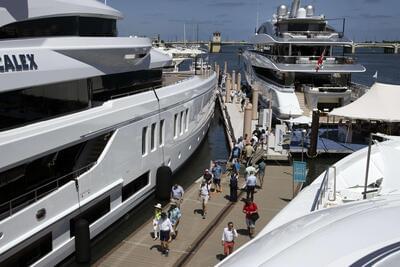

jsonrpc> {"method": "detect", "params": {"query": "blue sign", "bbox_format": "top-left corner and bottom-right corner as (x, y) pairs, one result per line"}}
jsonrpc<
(293, 161), (307, 183)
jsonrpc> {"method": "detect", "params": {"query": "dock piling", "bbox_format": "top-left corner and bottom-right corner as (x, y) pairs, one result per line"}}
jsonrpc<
(309, 109), (320, 157)
(244, 102), (253, 137)
(226, 74), (232, 103)
(252, 84), (259, 120)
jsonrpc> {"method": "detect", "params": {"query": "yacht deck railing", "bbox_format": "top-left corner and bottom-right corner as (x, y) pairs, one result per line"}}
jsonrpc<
(310, 166), (336, 212)
(0, 163), (95, 221)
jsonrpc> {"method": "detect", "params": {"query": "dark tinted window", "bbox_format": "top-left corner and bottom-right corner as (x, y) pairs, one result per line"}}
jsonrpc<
(1, 233), (52, 267)
(70, 196), (111, 237)
(122, 172), (149, 201)
(0, 16), (117, 39)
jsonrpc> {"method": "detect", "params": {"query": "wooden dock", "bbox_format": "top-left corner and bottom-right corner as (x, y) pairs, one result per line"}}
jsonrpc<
(94, 84), (293, 267)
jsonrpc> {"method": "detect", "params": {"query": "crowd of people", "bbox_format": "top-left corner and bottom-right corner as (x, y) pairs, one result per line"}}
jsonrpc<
(151, 129), (268, 258)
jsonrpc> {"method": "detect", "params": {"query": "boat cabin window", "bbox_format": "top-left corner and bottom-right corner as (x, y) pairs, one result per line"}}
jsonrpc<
(0, 16), (117, 39)
(0, 233), (52, 267)
(0, 69), (162, 132)
(278, 21), (326, 33)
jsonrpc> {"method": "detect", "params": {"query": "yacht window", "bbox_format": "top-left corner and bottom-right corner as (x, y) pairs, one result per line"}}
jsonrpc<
(174, 114), (178, 138)
(151, 123), (156, 151)
(180, 111), (184, 135)
(159, 119), (165, 146)
(185, 109), (189, 131)
(121, 172), (150, 201)
(0, 233), (52, 266)
(69, 196), (110, 237)
(142, 127), (148, 156)
(0, 16), (117, 39)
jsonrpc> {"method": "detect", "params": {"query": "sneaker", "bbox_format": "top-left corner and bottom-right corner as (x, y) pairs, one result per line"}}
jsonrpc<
(165, 249), (169, 257)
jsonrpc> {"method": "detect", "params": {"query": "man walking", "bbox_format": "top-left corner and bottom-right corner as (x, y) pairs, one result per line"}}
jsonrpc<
(229, 171), (238, 202)
(257, 160), (266, 188)
(212, 161), (223, 193)
(221, 222), (238, 257)
(199, 181), (210, 219)
(171, 184), (184, 206)
(246, 171), (257, 201)
(244, 142), (255, 167)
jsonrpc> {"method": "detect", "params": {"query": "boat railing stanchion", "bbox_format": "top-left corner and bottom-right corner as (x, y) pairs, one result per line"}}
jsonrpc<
(363, 133), (373, 200)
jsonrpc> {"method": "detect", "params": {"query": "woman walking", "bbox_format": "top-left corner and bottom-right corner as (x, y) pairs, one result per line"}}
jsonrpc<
(243, 199), (259, 238)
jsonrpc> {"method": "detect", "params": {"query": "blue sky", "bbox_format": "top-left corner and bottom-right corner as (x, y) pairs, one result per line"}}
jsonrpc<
(106, 0), (400, 42)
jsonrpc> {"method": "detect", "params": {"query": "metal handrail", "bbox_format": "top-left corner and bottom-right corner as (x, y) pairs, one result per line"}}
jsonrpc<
(0, 162), (95, 219)
(310, 168), (330, 211)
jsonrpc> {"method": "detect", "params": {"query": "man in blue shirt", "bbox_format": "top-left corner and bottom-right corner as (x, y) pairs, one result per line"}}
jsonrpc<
(212, 161), (223, 193)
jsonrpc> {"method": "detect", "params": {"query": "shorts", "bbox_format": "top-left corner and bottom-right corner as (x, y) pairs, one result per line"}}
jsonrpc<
(201, 195), (209, 204)
(213, 178), (221, 186)
(160, 230), (170, 241)
(246, 217), (255, 228)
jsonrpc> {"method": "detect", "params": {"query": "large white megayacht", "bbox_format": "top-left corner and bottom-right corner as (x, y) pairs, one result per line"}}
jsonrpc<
(243, 0), (366, 119)
(0, 0), (217, 266)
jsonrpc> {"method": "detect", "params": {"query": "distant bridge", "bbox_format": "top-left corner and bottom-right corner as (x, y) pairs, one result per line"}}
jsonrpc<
(345, 42), (400, 54)
(164, 41), (248, 46)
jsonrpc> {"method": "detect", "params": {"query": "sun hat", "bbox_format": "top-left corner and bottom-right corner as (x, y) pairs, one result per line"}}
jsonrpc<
(154, 203), (162, 209)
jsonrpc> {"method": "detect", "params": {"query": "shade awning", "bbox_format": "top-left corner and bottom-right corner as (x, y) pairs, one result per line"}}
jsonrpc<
(329, 83), (400, 122)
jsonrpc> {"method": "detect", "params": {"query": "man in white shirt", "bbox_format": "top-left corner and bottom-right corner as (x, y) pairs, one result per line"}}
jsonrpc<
(246, 173), (257, 201)
(157, 212), (174, 256)
(170, 184), (184, 206)
(199, 182), (210, 219)
(221, 222), (238, 256)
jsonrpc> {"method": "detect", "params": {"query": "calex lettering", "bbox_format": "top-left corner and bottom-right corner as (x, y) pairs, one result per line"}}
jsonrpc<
(0, 54), (39, 73)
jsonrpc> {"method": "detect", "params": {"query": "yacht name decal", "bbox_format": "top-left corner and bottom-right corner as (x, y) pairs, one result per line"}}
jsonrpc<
(0, 54), (38, 73)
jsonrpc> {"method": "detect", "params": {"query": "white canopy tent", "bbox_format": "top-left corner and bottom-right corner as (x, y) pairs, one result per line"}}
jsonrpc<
(329, 83), (400, 122)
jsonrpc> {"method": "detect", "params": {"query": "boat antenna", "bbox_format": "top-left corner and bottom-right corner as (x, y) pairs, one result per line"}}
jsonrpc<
(184, 23), (186, 46)
(256, 0), (259, 32)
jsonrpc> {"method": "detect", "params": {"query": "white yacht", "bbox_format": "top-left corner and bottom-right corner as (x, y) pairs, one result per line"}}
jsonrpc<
(244, 0), (366, 119)
(0, 1), (217, 266)
(218, 136), (400, 266)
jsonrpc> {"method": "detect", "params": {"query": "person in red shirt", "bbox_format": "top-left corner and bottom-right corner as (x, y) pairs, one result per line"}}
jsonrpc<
(242, 198), (258, 238)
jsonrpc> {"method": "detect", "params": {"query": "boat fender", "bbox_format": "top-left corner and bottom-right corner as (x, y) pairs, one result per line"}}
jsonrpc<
(155, 166), (173, 201)
(75, 219), (91, 264)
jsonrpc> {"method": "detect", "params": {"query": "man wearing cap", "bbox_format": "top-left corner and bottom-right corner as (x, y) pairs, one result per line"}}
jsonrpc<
(168, 200), (182, 237)
(152, 203), (162, 240)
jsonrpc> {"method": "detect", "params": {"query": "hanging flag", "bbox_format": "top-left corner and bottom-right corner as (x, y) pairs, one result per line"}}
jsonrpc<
(315, 47), (327, 72)
(373, 71), (378, 79)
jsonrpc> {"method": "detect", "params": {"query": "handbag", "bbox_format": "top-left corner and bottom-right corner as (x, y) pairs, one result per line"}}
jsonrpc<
(250, 212), (260, 222)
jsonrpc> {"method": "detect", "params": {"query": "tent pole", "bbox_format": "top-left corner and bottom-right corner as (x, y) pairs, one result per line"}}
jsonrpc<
(363, 133), (373, 200)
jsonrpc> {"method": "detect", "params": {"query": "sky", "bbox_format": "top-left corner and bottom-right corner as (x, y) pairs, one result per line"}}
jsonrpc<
(105, 0), (400, 42)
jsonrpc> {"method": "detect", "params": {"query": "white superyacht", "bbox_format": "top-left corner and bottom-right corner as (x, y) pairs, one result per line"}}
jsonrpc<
(0, 0), (217, 266)
(243, 0), (366, 119)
